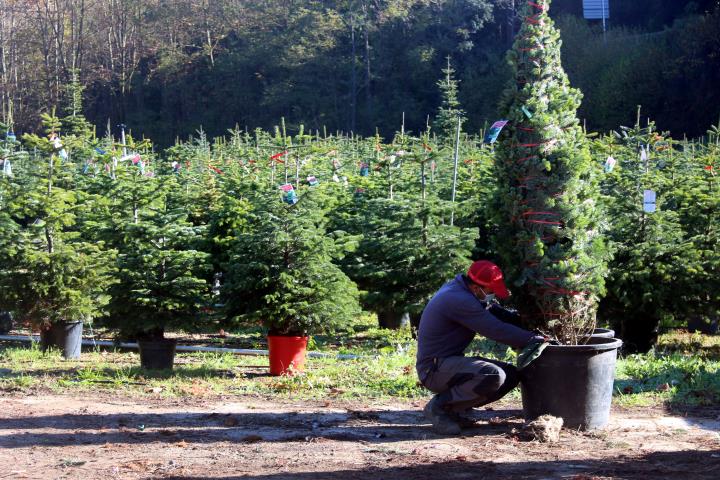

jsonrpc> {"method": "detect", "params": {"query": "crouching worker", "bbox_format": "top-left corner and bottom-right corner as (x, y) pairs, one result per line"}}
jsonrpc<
(416, 260), (544, 434)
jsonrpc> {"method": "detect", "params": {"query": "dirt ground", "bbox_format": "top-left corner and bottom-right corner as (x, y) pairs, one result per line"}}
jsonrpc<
(0, 393), (718, 480)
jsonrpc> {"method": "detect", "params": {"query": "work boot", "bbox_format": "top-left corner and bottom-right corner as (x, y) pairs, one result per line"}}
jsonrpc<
(448, 411), (478, 429)
(423, 396), (462, 435)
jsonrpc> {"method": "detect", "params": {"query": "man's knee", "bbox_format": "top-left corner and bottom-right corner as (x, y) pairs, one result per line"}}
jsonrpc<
(502, 364), (520, 389)
(471, 363), (506, 395)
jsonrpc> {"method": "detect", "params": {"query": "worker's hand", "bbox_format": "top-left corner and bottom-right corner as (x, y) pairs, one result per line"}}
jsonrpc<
(531, 330), (560, 345)
(517, 339), (551, 370)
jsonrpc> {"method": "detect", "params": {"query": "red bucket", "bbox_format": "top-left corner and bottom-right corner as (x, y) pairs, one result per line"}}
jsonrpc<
(267, 335), (308, 376)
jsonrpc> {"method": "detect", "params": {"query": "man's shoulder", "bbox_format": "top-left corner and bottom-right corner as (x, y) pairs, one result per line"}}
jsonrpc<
(429, 276), (474, 307)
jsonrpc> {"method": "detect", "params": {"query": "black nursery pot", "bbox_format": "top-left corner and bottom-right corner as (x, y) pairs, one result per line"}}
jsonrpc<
(0, 311), (13, 335)
(138, 338), (177, 370)
(40, 321), (83, 359)
(591, 328), (615, 339)
(520, 336), (623, 430)
(687, 314), (719, 335)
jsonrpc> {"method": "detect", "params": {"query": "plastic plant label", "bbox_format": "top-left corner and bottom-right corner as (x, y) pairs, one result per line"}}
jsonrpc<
(521, 106), (533, 119)
(2, 159), (11, 176)
(604, 156), (616, 173)
(359, 163), (369, 177)
(283, 190), (298, 205)
(484, 120), (509, 144)
(279, 183), (294, 193)
(307, 175), (319, 186)
(643, 190), (656, 213)
(6, 132), (16, 142)
(640, 146), (648, 162)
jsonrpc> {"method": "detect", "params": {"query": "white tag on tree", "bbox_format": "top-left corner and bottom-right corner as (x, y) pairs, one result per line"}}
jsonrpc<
(643, 190), (656, 213)
(640, 146), (648, 162)
(604, 156), (616, 173)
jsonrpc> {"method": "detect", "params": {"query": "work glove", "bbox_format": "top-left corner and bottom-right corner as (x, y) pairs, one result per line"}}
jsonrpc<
(516, 338), (551, 371)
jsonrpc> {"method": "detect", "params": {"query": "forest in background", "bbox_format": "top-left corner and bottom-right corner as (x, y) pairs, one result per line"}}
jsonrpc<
(1, 0), (719, 145)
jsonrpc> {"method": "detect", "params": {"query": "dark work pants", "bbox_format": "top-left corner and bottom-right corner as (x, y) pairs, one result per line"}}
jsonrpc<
(420, 356), (520, 413)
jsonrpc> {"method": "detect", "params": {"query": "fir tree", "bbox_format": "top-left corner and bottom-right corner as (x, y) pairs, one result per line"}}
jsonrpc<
(103, 173), (211, 339)
(595, 121), (696, 352)
(0, 112), (113, 327)
(492, 0), (609, 343)
(223, 187), (361, 336)
(434, 56), (466, 143)
(341, 192), (475, 328)
(336, 133), (476, 329)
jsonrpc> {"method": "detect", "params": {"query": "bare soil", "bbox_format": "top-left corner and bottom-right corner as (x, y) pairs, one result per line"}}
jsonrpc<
(0, 393), (718, 479)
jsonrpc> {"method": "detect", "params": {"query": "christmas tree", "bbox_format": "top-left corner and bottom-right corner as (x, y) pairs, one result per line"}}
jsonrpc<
(223, 187), (361, 336)
(434, 57), (466, 144)
(595, 121), (692, 352)
(492, 0), (609, 343)
(0, 112), (113, 327)
(103, 171), (211, 340)
(336, 133), (476, 329)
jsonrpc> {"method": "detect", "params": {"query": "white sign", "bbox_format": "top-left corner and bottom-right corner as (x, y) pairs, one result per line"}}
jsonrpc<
(643, 190), (656, 213)
(583, 0), (610, 20)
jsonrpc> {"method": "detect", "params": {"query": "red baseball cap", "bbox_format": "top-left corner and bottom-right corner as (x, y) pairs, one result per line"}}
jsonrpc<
(467, 260), (511, 299)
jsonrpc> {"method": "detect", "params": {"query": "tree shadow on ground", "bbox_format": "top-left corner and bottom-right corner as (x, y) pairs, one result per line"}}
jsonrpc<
(0, 408), (523, 448)
(160, 449), (720, 480)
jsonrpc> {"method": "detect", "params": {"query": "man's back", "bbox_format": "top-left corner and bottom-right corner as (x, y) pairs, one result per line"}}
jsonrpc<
(416, 274), (535, 372)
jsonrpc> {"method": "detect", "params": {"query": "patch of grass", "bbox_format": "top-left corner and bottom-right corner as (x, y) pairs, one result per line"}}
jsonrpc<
(1, 331), (718, 408)
(655, 330), (720, 359)
(0, 373), (37, 390)
(1, 342), (48, 364)
(615, 350), (720, 407)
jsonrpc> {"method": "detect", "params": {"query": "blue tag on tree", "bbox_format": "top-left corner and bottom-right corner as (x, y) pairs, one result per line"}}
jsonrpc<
(284, 190), (298, 205)
(484, 120), (509, 144)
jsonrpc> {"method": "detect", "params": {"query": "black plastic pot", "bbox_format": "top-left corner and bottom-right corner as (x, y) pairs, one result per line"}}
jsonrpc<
(0, 311), (12, 335)
(520, 336), (623, 430)
(592, 328), (615, 338)
(138, 338), (177, 370)
(687, 314), (719, 335)
(40, 321), (83, 359)
(377, 310), (410, 330)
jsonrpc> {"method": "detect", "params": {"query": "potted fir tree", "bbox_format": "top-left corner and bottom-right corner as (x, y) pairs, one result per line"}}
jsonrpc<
(595, 121), (699, 351)
(334, 132), (476, 330)
(492, 0), (619, 429)
(338, 193), (475, 329)
(0, 113), (113, 359)
(102, 169), (211, 370)
(0, 123), (20, 336)
(223, 186), (361, 375)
